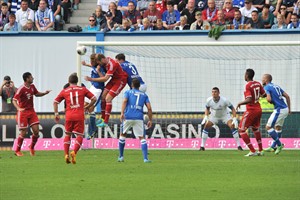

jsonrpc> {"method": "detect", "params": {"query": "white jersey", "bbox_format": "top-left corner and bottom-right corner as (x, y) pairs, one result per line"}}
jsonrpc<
(205, 96), (233, 118)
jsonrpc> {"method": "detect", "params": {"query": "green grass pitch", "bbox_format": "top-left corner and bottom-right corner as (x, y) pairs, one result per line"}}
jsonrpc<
(0, 150), (299, 200)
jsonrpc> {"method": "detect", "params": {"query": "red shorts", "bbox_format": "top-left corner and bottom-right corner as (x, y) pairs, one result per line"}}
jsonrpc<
(239, 109), (262, 131)
(104, 79), (126, 98)
(65, 120), (84, 135)
(16, 110), (39, 129)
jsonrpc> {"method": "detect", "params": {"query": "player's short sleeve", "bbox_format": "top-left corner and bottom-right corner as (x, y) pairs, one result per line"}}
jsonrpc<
(13, 87), (22, 101)
(105, 59), (117, 76)
(225, 98), (233, 108)
(123, 90), (130, 99)
(205, 97), (211, 108)
(264, 85), (271, 95)
(244, 84), (252, 99)
(259, 83), (266, 96)
(32, 84), (39, 95)
(84, 87), (96, 100)
(144, 94), (150, 104)
(54, 90), (65, 104)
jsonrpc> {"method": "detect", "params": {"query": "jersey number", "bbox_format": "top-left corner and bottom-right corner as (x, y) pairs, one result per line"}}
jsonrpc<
(129, 64), (137, 75)
(253, 87), (260, 103)
(134, 93), (140, 105)
(273, 85), (283, 99)
(70, 91), (79, 108)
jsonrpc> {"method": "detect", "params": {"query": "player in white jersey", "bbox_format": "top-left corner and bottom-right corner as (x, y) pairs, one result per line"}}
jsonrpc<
(200, 87), (243, 151)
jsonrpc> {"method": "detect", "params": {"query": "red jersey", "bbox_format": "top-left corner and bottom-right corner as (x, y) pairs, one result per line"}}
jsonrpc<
(105, 57), (128, 81)
(13, 84), (38, 110)
(244, 81), (265, 110)
(54, 85), (95, 121)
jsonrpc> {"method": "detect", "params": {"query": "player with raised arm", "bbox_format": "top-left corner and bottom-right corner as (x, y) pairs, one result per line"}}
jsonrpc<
(200, 87), (242, 151)
(53, 73), (96, 164)
(236, 69), (266, 157)
(118, 78), (153, 163)
(84, 54), (128, 127)
(81, 53), (106, 139)
(262, 74), (290, 155)
(13, 72), (51, 157)
(115, 53), (147, 92)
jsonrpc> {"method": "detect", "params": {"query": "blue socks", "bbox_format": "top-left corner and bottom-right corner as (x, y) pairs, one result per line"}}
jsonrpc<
(271, 130), (282, 148)
(141, 139), (148, 160)
(89, 113), (96, 135)
(118, 136), (126, 158)
(268, 128), (282, 147)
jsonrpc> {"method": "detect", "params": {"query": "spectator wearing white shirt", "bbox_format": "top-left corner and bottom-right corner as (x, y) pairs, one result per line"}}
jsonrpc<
(15, 0), (34, 27)
(239, 0), (257, 21)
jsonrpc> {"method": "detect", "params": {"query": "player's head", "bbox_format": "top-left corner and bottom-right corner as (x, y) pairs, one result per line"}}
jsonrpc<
(211, 87), (220, 99)
(115, 53), (125, 62)
(245, 68), (255, 81)
(68, 73), (78, 84)
(90, 53), (97, 66)
(23, 72), (33, 83)
(96, 54), (107, 66)
(132, 78), (140, 89)
(262, 74), (272, 86)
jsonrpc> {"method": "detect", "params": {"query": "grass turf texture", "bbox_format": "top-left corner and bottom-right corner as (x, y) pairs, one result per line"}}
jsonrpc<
(0, 150), (299, 200)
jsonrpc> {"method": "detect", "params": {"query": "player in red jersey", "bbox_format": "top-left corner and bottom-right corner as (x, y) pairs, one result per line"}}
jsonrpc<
(54, 73), (96, 164)
(12, 72), (51, 157)
(84, 54), (128, 127)
(236, 69), (266, 157)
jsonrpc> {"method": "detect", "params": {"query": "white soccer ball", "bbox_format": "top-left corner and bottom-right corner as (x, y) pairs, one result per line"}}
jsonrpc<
(76, 46), (87, 55)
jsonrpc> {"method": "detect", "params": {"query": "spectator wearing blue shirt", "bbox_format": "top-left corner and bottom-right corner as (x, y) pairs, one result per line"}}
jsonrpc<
(3, 13), (21, 31)
(162, 0), (180, 30)
(118, 78), (153, 163)
(287, 13), (300, 29)
(262, 74), (291, 155)
(83, 15), (100, 31)
(117, 0), (137, 13)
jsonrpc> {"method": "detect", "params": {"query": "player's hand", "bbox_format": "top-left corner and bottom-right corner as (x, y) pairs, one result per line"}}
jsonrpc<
(44, 90), (51, 95)
(84, 76), (91, 81)
(232, 117), (238, 129)
(120, 114), (125, 122)
(236, 104), (241, 111)
(201, 115), (208, 125)
(147, 121), (152, 129)
(18, 108), (25, 112)
(81, 60), (87, 66)
(54, 114), (60, 123)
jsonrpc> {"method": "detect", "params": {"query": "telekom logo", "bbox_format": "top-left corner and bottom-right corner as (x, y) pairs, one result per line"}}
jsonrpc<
(43, 140), (51, 148)
(218, 140), (226, 148)
(294, 140), (300, 148)
(166, 140), (174, 148)
(191, 140), (199, 148)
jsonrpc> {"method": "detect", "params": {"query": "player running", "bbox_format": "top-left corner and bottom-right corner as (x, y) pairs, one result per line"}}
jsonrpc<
(236, 69), (266, 157)
(199, 87), (242, 151)
(54, 73), (96, 164)
(118, 78), (153, 163)
(13, 72), (51, 157)
(262, 74), (290, 155)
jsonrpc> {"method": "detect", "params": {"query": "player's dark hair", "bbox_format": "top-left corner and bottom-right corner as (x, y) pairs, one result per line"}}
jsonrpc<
(69, 73), (78, 84)
(97, 54), (106, 61)
(23, 72), (32, 82)
(246, 68), (255, 80)
(115, 53), (126, 61)
(212, 87), (219, 92)
(132, 78), (140, 89)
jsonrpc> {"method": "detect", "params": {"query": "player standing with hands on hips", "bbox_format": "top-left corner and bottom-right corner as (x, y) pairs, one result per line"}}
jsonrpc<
(118, 78), (153, 163)
(13, 72), (51, 157)
(236, 69), (266, 157)
(261, 74), (290, 155)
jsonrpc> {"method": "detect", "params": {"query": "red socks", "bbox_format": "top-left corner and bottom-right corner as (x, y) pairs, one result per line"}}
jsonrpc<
(74, 136), (83, 154)
(240, 132), (256, 152)
(16, 135), (24, 152)
(30, 134), (39, 149)
(105, 102), (112, 123)
(254, 130), (263, 151)
(101, 100), (106, 119)
(64, 135), (71, 155)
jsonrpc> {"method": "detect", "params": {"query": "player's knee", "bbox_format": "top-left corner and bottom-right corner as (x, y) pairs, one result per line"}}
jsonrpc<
(119, 135), (126, 140)
(140, 139), (147, 144)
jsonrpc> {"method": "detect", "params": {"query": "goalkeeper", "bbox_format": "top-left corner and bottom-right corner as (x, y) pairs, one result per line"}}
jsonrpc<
(199, 87), (243, 151)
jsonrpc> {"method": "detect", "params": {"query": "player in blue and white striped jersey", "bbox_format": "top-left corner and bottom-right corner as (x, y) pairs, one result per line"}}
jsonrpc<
(118, 78), (152, 163)
(115, 53), (147, 92)
(262, 74), (291, 154)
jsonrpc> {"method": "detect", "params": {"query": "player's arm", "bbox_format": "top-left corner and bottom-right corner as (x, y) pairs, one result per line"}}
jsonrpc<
(236, 97), (252, 111)
(84, 74), (110, 82)
(229, 105), (237, 118)
(13, 98), (24, 112)
(266, 93), (272, 104)
(0, 81), (5, 96)
(120, 97), (128, 122)
(145, 102), (153, 128)
(35, 90), (51, 97)
(201, 107), (210, 125)
(283, 92), (291, 114)
(53, 101), (60, 123)
(84, 96), (96, 110)
(81, 60), (92, 67)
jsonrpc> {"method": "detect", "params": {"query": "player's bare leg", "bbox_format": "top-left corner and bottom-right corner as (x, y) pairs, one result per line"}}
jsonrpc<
(15, 129), (26, 157)
(200, 121), (213, 151)
(227, 120), (243, 151)
(29, 124), (40, 156)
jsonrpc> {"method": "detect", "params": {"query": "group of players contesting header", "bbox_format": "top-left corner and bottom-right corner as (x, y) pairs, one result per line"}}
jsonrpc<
(11, 53), (291, 163)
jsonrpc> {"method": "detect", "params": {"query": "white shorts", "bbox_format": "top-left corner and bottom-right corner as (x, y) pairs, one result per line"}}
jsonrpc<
(122, 120), (144, 137)
(267, 107), (289, 128)
(209, 114), (231, 125)
(85, 85), (102, 105)
(140, 83), (147, 93)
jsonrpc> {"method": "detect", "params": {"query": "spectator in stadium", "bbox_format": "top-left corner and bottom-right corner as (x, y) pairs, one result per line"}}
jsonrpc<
(54, 73), (96, 164)
(15, 0), (34, 27)
(232, 9), (245, 29)
(101, 11), (117, 32)
(22, 18), (37, 30)
(222, 0), (235, 22)
(213, 10), (230, 26)
(261, 74), (290, 155)
(271, 13), (287, 28)
(45, 0), (62, 30)
(114, 18), (135, 31)
(93, 6), (106, 28)
(97, 0), (110, 12)
(277, 4), (292, 25)
(143, 1), (162, 26)
(232, 0), (244, 8)
(0, 2), (9, 31)
(8, 0), (21, 14)
(108, 1), (122, 24)
(236, 69), (265, 157)
(83, 15), (99, 31)
(0, 76), (17, 113)
(117, 0), (137, 13)
(174, 15), (190, 29)
(155, 0), (167, 15)
(122, 1), (142, 29)
(61, 0), (72, 24)
(35, 0), (54, 31)
(259, 4), (274, 29)
(190, 10), (206, 29)
(252, 0), (265, 12)
(162, 0), (180, 30)
(28, 0), (39, 11)
(274, 0), (296, 17)
(181, 0), (201, 26)
(202, 0), (218, 23)
(3, 13), (21, 31)
(84, 54), (128, 127)
(239, 0), (257, 22)
(13, 72), (51, 157)
(118, 78), (152, 163)
(287, 13), (300, 28)
(139, 17), (153, 30)
(245, 10), (264, 28)
(265, 0), (277, 13)
(199, 87), (242, 151)
(153, 18), (165, 29)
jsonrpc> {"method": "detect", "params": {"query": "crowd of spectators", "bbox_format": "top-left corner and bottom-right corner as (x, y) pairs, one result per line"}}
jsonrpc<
(0, 0), (299, 31)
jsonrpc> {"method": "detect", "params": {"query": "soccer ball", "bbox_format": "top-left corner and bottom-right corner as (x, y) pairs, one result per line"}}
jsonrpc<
(76, 46), (87, 55)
